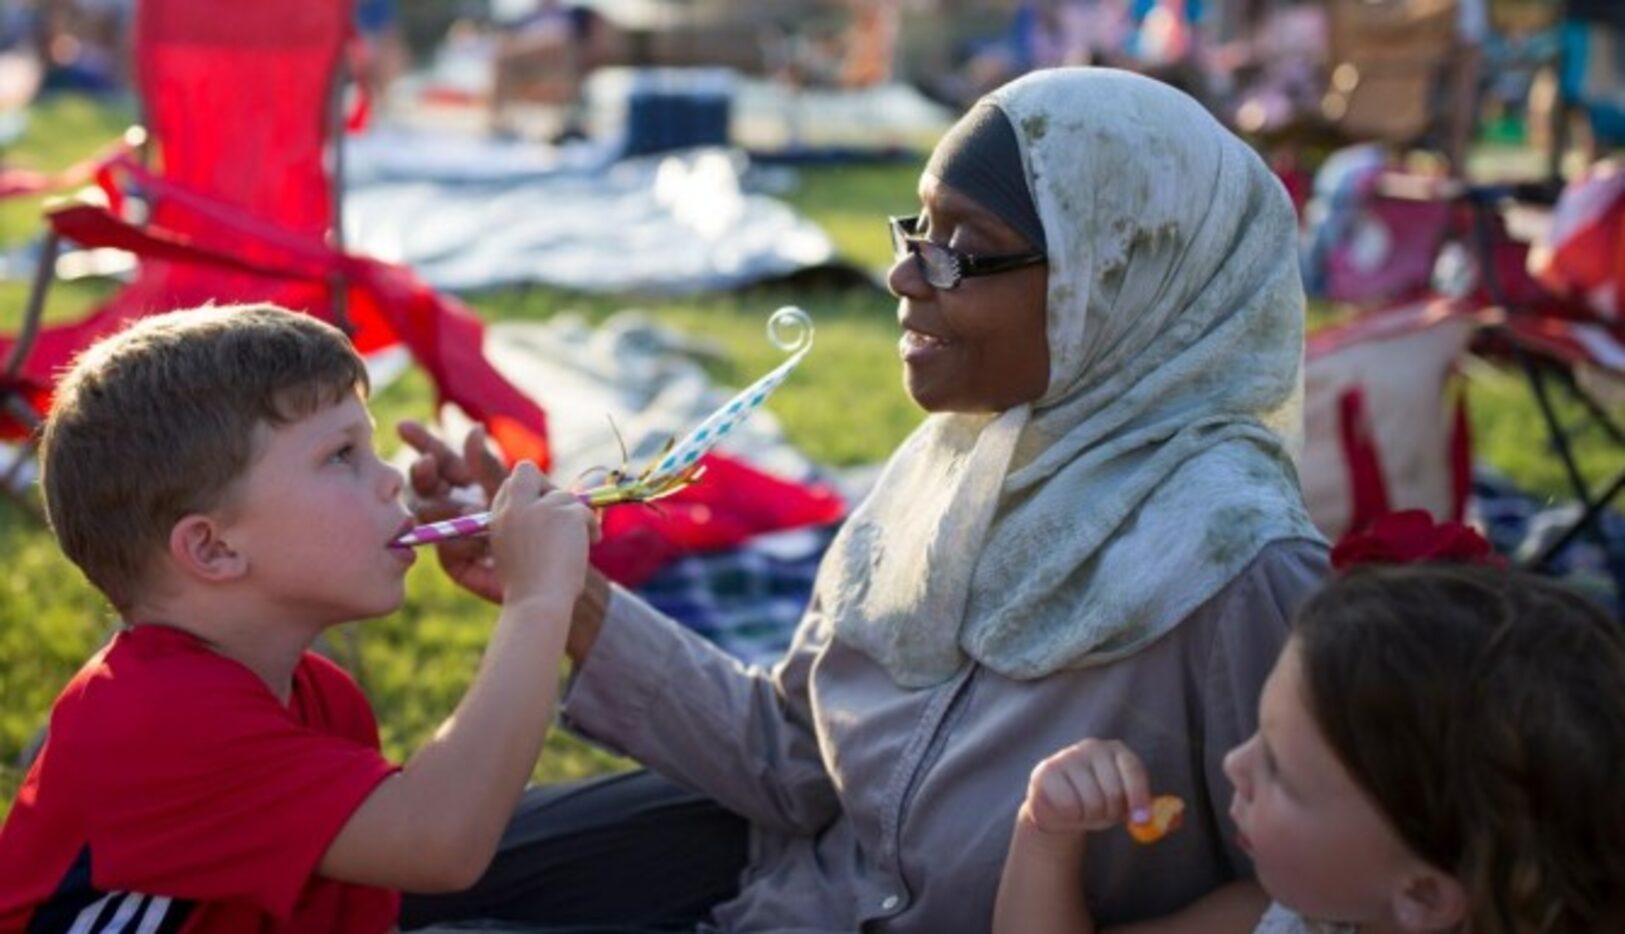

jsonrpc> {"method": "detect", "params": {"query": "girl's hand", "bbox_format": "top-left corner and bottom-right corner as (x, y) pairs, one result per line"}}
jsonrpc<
(1021, 738), (1154, 837)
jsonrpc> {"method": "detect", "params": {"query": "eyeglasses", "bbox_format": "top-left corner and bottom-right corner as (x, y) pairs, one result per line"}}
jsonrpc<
(888, 215), (1046, 291)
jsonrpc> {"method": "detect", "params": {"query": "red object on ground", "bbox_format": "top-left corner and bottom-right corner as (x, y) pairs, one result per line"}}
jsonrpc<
(1331, 508), (1503, 571)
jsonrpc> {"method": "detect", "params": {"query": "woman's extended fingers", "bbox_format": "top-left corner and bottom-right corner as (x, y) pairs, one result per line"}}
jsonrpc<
(398, 420), (516, 519)
(460, 424), (510, 499)
(399, 419), (474, 492)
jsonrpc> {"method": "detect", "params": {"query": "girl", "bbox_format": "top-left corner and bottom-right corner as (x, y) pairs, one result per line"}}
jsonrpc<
(996, 563), (1625, 933)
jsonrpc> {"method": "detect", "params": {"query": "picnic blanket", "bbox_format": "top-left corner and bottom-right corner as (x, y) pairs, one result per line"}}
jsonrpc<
(1471, 466), (1624, 617)
(636, 522), (839, 665)
(344, 140), (842, 295)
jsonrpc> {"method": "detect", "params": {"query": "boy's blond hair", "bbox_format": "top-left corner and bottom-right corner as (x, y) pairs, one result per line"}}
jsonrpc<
(40, 305), (369, 612)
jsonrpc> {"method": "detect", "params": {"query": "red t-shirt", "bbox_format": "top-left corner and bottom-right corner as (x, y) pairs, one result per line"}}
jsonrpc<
(0, 625), (401, 933)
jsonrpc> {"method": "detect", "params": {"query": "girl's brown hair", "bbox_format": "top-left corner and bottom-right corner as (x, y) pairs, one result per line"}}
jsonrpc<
(1295, 565), (1625, 933)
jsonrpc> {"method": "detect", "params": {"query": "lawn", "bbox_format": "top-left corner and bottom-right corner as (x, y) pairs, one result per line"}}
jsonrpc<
(0, 96), (1617, 819)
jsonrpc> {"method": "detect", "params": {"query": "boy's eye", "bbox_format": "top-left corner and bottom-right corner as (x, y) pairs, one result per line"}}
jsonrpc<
(328, 444), (355, 464)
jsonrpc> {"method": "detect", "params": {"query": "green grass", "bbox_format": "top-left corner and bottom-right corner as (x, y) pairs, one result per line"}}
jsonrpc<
(1, 99), (1619, 821)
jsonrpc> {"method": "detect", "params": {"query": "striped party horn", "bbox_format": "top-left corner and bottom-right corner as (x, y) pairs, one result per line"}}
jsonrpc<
(639, 306), (813, 488)
(391, 307), (815, 549)
(391, 512), (494, 548)
(390, 490), (596, 549)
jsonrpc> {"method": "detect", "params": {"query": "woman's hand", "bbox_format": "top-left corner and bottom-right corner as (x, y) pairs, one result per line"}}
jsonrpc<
(398, 419), (510, 605)
(1021, 738), (1153, 838)
(397, 419), (611, 663)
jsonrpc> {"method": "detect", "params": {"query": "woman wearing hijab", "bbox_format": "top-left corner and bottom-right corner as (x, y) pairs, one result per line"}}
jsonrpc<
(399, 67), (1328, 933)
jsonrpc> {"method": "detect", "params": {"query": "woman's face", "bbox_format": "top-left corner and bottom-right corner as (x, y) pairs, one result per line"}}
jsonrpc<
(887, 174), (1049, 414)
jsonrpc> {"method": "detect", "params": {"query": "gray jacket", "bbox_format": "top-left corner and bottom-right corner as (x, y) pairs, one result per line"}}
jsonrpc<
(561, 539), (1328, 932)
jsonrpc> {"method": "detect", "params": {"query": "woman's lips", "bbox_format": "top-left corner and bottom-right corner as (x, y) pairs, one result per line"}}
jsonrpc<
(899, 328), (951, 364)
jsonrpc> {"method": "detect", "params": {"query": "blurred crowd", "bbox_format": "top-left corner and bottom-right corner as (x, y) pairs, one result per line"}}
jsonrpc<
(3, 0), (1620, 176)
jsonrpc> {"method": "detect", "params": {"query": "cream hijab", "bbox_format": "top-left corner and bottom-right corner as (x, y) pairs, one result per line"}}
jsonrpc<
(820, 68), (1323, 689)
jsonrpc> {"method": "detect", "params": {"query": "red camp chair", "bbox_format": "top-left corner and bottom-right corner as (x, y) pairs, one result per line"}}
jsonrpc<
(1310, 170), (1624, 577)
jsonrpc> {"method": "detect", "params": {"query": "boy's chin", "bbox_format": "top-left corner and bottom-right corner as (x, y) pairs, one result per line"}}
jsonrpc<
(345, 587), (409, 623)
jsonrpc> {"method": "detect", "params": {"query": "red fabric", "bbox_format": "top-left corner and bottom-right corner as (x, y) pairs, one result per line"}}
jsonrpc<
(1494, 316), (1625, 375)
(1530, 164), (1625, 323)
(134, 1), (350, 246)
(1336, 386), (1392, 533)
(0, 201), (555, 472)
(346, 38), (373, 133)
(1271, 157), (1312, 222)
(591, 453), (846, 586)
(1330, 509), (1503, 571)
(0, 141), (125, 198)
(0, 627), (400, 933)
(1323, 189), (1451, 306)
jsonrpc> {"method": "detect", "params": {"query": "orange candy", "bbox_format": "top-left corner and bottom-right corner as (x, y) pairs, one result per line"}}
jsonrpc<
(1126, 794), (1186, 845)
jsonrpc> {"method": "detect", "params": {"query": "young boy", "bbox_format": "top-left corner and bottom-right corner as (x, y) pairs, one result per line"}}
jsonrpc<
(0, 305), (597, 933)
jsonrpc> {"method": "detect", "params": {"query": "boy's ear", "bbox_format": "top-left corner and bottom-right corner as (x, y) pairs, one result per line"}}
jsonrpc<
(1391, 866), (1467, 932)
(169, 514), (248, 582)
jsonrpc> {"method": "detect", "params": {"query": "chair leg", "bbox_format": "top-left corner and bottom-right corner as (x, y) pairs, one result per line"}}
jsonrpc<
(3, 231), (61, 377)
(1521, 352), (1595, 514)
(1530, 470), (1625, 571)
(1555, 366), (1625, 447)
(0, 396), (44, 522)
(1511, 351), (1625, 572)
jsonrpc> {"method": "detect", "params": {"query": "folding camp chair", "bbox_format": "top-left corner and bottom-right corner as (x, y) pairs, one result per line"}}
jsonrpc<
(0, 229), (59, 517)
(1311, 168), (1624, 579)
(1459, 177), (1625, 570)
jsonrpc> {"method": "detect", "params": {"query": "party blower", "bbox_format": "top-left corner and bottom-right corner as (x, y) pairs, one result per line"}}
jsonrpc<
(392, 306), (815, 548)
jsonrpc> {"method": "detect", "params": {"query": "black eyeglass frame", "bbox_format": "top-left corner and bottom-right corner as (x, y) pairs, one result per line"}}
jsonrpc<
(888, 215), (1046, 291)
